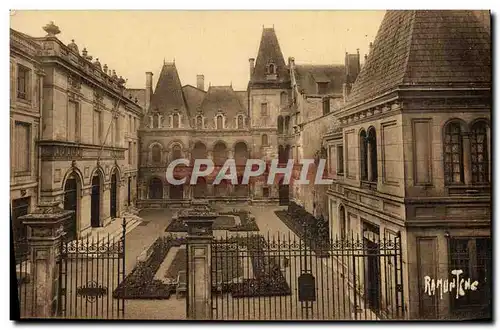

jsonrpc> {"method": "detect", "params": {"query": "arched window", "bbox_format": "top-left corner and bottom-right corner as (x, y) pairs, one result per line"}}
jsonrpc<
(196, 115), (203, 129)
(367, 127), (378, 182)
(280, 91), (288, 106)
(151, 144), (161, 163)
(277, 116), (284, 134)
(172, 113), (180, 128)
(216, 115), (223, 130)
(360, 130), (368, 181)
(339, 205), (347, 239)
(152, 113), (159, 128)
(262, 134), (269, 147)
(444, 122), (464, 184)
(171, 144), (182, 161)
(470, 121), (489, 183)
(284, 116), (290, 134)
(268, 63), (276, 75)
(237, 115), (244, 129)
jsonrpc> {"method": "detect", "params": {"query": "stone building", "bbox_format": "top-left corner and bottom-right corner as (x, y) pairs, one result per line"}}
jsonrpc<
(11, 22), (144, 241)
(287, 53), (360, 218)
(323, 10), (491, 319)
(10, 29), (44, 260)
(137, 28), (298, 207)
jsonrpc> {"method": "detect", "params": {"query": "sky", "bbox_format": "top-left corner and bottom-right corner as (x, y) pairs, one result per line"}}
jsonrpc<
(10, 10), (386, 91)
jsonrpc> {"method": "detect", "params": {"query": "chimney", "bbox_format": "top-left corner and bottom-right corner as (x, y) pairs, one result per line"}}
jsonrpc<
(249, 58), (255, 79)
(196, 74), (205, 91)
(288, 57), (295, 69)
(145, 71), (153, 111)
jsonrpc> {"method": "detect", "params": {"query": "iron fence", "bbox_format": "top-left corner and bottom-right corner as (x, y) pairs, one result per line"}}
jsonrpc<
(210, 230), (404, 320)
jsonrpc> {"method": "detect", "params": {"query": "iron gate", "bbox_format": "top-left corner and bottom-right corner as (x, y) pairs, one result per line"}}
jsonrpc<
(211, 231), (404, 320)
(58, 220), (126, 319)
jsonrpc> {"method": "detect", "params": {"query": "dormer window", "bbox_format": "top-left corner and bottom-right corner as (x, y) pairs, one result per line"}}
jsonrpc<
(216, 114), (224, 130)
(172, 112), (180, 128)
(196, 115), (203, 129)
(237, 115), (244, 129)
(317, 82), (329, 95)
(152, 113), (160, 128)
(268, 63), (276, 75)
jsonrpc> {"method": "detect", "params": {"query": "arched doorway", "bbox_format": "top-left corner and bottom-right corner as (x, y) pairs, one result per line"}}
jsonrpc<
(90, 173), (101, 228)
(278, 177), (289, 205)
(234, 175), (249, 197)
(213, 141), (228, 166)
(169, 184), (184, 200)
(110, 172), (117, 219)
(214, 179), (229, 197)
(63, 173), (79, 241)
(149, 177), (163, 199)
(193, 177), (207, 199)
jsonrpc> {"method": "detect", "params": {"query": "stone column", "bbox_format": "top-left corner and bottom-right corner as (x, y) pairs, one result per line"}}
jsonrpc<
(179, 201), (217, 320)
(19, 202), (73, 318)
(462, 133), (472, 185)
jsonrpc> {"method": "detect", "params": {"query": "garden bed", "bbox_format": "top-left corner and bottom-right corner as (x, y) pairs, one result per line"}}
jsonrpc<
(165, 210), (259, 233)
(274, 202), (330, 257)
(214, 235), (291, 298)
(113, 236), (185, 299)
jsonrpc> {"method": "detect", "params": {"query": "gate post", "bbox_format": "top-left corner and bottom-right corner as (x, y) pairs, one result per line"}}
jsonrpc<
(179, 200), (217, 320)
(19, 201), (73, 318)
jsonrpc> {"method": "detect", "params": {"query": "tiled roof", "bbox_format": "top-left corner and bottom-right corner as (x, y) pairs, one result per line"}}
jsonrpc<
(125, 88), (146, 109)
(182, 85), (206, 116)
(294, 65), (345, 95)
(149, 62), (188, 116)
(250, 28), (290, 85)
(199, 86), (246, 120)
(346, 10), (491, 106)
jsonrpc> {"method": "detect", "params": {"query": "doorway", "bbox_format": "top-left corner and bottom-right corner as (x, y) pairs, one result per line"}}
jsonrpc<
(91, 174), (101, 228)
(278, 178), (289, 205)
(110, 172), (117, 219)
(63, 177), (79, 240)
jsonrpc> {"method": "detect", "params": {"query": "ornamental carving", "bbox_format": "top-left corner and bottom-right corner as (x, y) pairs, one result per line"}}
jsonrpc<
(68, 74), (82, 90)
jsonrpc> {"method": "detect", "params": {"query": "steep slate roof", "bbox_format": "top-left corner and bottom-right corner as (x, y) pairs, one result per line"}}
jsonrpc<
(346, 10), (491, 106)
(250, 28), (290, 85)
(149, 62), (188, 116)
(235, 90), (249, 111)
(294, 65), (345, 95)
(182, 85), (206, 115)
(199, 86), (246, 120)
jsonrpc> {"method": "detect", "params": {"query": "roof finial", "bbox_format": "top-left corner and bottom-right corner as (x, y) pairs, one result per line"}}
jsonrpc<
(230, 81), (232, 87)
(163, 58), (165, 65)
(173, 58), (175, 64)
(272, 24), (274, 29)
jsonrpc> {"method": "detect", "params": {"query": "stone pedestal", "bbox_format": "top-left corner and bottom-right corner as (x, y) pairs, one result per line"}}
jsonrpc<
(19, 201), (73, 318)
(179, 200), (217, 320)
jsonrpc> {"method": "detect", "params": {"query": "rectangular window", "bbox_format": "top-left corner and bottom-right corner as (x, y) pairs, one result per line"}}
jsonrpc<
(449, 237), (491, 313)
(128, 142), (132, 165)
(67, 101), (79, 142)
(93, 110), (100, 144)
(114, 116), (119, 147)
(17, 64), (30, 100)
(317, 82), (328, 95)
(128, 115), (132, 133)
(322, 98), (330, 115)
(260, 102), (268, 117)
(337, 145), (344, 175)
(133, 142), (137, 167)
(14, 121), (30, 173)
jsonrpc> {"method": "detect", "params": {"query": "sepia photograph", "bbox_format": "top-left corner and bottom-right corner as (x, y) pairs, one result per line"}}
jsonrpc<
(8, 9), (492, 322)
